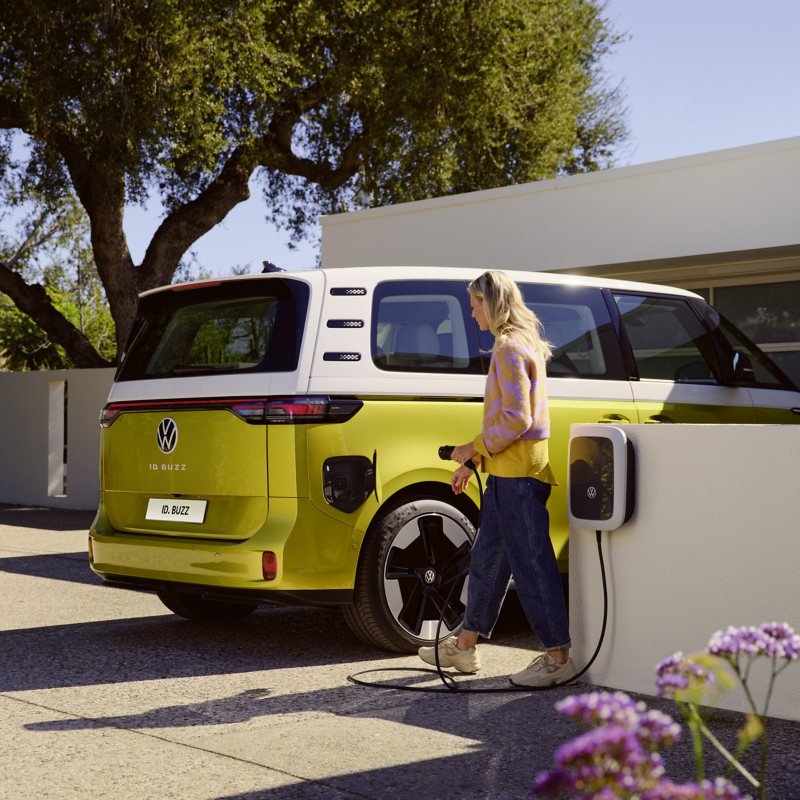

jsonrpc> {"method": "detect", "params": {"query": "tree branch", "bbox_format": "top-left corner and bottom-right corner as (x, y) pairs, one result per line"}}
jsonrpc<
(6, 209), (69, 270)
(137, 145), (259, 290)
(138, 83), (365, 291)
(0, 260), (111, 368)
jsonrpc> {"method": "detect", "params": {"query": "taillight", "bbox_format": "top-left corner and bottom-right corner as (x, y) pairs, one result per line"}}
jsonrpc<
(262, 551), (277, 580)
(98, 397), (362, 426)
(264, 397), (328, 422)
(99, 405), (121, 428)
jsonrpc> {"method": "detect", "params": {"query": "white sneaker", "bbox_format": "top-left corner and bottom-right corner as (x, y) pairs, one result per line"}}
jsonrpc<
(418, 637), (481, 673)
(510, 653), (577, 687)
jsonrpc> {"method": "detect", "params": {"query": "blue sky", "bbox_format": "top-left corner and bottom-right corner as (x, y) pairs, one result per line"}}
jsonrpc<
(122, 0), (800, 276)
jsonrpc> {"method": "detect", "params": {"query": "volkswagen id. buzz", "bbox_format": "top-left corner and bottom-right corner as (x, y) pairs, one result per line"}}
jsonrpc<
(89, 267), (800, 652)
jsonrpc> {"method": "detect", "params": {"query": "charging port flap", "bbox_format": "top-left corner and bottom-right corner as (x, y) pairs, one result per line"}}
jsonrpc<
(323, 456), (376, 514)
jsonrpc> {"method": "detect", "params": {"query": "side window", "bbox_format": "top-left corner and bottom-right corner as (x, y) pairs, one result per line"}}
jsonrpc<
(371, 280), (483, 374)
(501, 284), (626, 380)
(614, 294), (721, 383)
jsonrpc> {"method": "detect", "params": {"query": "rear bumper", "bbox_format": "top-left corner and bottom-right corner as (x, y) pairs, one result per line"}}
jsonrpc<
(89, 496), (364, 595)
(96, 572), (352, 607)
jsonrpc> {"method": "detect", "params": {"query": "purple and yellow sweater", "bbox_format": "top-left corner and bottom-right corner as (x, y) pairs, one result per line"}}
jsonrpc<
(472, 335), (558, 484)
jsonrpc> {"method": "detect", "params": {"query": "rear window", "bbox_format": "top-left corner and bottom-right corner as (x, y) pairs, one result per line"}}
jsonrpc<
(116, 279), (309, 382)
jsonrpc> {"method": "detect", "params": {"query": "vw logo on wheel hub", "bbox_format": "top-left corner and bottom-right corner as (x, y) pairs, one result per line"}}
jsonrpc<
(587, 486), (597, 499)
(424, 568), (436, 585)
(157, 418), (178, 454)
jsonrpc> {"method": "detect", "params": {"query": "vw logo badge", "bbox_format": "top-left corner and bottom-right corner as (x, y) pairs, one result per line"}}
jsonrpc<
(424, 569), (436, 585)
(157, 418), (178, 454)
(587, 486), (597, 499)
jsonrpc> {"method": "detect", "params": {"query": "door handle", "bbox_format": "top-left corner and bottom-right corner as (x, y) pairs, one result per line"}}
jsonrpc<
(645, 415), (674, 424)
(597, 414), (631, 424)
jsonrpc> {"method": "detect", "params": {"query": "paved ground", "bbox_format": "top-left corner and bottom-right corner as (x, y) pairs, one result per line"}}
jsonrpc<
(1, 504), (800, 800)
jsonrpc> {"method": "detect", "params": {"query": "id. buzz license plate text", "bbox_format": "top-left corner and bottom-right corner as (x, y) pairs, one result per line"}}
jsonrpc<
(145, 498), (207, 524)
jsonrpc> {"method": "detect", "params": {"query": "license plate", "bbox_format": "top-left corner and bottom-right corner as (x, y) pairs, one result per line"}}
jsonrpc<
(146, 498), (208, 524)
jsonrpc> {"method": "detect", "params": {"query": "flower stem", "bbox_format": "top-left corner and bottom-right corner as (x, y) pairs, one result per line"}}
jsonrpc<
(684, 702), (705, 784)
(696, 715), (761, 789)
(735, 663), (768, 800)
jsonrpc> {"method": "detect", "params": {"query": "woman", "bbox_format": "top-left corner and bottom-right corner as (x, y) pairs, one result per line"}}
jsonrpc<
(418, 270), (575, 687)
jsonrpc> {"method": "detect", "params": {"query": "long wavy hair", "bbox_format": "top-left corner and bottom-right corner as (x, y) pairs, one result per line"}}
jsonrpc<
(468, 271), (553, 362)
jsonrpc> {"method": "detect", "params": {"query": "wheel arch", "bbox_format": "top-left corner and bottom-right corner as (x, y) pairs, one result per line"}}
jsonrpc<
(351, 475), (479, 576)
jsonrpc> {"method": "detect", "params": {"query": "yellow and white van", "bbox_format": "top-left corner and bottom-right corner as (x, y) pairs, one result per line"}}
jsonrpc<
(89, 267), (800, 652)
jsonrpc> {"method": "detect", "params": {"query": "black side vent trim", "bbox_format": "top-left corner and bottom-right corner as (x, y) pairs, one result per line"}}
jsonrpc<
(323, 352), (361, 362)
(327, 319), (364, 328)
(330, 287), (367, 296)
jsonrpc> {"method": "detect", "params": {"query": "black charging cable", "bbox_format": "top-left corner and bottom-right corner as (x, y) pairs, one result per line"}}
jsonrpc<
(347, 448), (609, 694)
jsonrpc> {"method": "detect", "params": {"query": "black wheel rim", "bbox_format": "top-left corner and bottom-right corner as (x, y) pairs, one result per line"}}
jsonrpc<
(383, 512), (472, 641)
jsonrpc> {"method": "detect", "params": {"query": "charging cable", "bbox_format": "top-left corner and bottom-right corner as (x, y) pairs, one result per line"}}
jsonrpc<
(347, 448), (609, 694)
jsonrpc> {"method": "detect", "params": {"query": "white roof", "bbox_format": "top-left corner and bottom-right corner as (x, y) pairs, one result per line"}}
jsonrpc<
(141, 265), (701, 299)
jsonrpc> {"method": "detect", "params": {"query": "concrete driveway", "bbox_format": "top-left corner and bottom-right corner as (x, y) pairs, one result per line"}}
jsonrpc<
(2, 504), (799, 800)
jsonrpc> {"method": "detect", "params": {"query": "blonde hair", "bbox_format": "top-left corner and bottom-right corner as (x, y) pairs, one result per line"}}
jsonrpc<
(468, 271), (553, 362)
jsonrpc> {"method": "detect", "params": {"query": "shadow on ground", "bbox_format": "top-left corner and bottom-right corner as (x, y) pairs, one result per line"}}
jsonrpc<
(0, 503), (97, 532)
(0, 551), (101, 586)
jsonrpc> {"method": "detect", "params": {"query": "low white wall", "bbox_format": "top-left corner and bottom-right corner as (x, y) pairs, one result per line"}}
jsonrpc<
(0, 369), (115, 511)
(570, 424), (800, 723)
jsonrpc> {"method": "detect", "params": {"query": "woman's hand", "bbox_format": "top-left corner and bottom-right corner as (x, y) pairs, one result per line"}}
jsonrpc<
(451, 465), (474, 495)
(451, 441), (478, 465)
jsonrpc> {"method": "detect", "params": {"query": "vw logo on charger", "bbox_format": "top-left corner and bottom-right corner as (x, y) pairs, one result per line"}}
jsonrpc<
(157, 418), (178, 454)
(587, 486), (597, 499)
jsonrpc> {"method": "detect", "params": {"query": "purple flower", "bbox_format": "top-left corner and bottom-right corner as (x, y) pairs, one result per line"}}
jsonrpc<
(555, 692), (681, 752)
(556, 692), (645, 729)
(708, 622), (800, 664)
(708, 627), (768, 659)
(655, 652), (715, 700)
(531, 768), (575, 798)
(642, 777), (749, 799)
(555, 725), (644, 769)
(636, 710), (682, 749)
(759, 622), (800, 661)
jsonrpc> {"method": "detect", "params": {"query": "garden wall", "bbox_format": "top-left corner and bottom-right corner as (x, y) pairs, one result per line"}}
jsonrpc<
(0, 369), (115, 511)
(570, 423), (800, 722)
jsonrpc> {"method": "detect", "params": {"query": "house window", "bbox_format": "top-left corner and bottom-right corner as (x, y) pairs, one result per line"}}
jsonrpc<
(713, 280), (800, 388)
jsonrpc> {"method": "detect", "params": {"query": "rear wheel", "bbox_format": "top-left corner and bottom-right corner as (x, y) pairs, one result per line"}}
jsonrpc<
(342, 497), (475, 653)
(157, 590), (258, 622)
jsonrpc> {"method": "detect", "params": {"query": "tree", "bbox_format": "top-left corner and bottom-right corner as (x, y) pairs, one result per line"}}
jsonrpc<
(0, 0), (628, 367)
(0, 187), (116, 369)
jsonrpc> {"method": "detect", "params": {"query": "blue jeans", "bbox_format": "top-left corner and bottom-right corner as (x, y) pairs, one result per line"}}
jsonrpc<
(461, 475), (571, 651)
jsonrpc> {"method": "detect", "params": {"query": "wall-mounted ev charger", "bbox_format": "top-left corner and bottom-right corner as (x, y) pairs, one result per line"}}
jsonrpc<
(568, 424), (635, 531)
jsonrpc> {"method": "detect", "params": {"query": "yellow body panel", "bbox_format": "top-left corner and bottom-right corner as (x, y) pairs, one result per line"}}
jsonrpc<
(91, 391), (767, 594)
(752, 406), (800, 424)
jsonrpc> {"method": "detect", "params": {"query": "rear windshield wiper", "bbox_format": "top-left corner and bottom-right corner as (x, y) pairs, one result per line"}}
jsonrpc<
(168, 363), (250, 375)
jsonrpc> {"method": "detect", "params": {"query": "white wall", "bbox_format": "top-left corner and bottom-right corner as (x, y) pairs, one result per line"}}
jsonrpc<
(0, 369), (116, 511)
(320, 137), (800, 274)
(570, 424), (800, 723)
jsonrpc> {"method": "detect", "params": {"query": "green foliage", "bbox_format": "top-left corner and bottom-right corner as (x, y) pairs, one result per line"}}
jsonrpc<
(0, 0), (629, 362)
(3, 0), (627, 222)
(0, 295), (71, 370)
(0, 188), (116, 370)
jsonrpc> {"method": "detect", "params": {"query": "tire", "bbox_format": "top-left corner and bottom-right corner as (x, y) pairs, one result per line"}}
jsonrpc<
(342, 496), (475, 653)
(157, 589), (258, 622)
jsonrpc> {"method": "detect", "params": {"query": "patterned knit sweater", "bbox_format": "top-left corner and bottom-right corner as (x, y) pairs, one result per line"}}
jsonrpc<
(472, 334), (557, 483)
